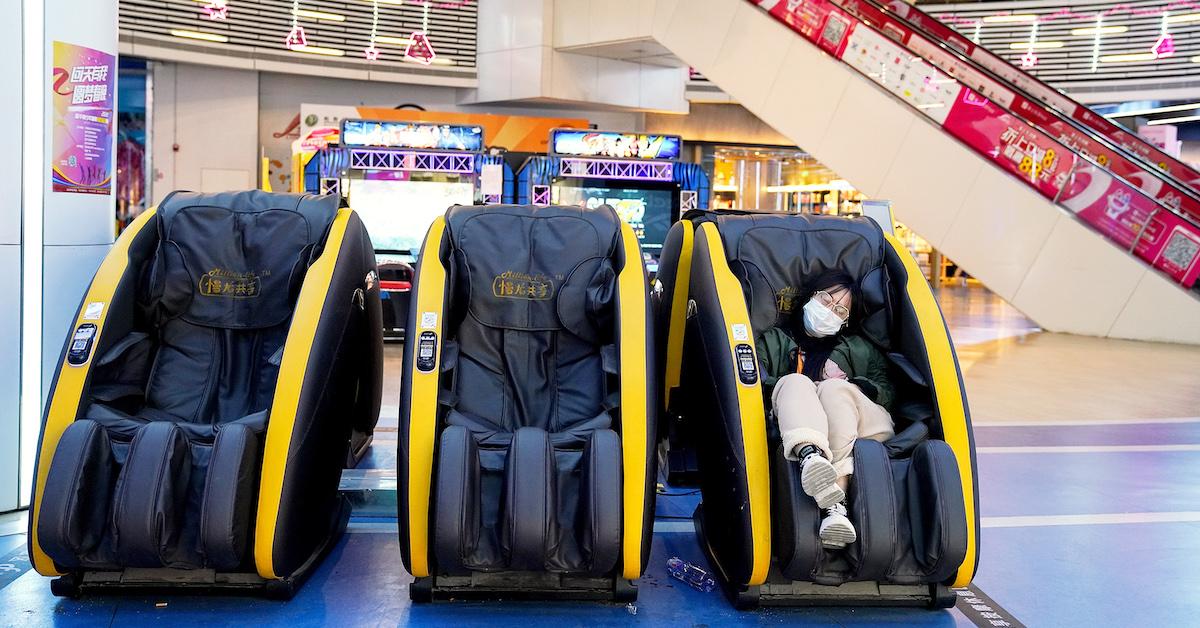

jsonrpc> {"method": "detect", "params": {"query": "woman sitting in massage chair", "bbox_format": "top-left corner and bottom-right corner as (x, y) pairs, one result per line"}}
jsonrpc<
(756, 269), (896, 550)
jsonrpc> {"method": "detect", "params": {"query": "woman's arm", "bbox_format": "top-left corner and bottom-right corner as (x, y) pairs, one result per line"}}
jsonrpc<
(830, 336), (895, 411)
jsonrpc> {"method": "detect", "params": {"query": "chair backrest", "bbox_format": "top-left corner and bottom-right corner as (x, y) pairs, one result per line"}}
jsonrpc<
(136, 191), (340, 425)
(442, 204), (624, 440)
(702, 212), (893, 350)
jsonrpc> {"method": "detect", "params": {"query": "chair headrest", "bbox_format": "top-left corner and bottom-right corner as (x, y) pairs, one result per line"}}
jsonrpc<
(444, 204), (623, 343)
(710, 213), (892, 349)
(148, 191), (340, 329)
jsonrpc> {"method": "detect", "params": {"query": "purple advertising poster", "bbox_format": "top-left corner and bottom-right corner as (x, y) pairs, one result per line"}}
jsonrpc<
(51, 42), (115, 195)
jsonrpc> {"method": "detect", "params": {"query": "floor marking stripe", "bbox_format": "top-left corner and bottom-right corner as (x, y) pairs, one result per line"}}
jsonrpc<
(974, 417), (1200, 427)
(956, 585), (1025, 628)
(0, 543), (32, 590)
(978, 444), (1200, 454)
(982, 511), (1200, 528)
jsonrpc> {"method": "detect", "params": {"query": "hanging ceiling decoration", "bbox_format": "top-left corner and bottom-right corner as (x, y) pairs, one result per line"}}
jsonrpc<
(285, 0), (308, 51)
(204, 0), (228, 20)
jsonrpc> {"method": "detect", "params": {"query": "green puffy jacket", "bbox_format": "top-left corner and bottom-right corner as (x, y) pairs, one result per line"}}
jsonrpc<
(755, 326), (895, 411)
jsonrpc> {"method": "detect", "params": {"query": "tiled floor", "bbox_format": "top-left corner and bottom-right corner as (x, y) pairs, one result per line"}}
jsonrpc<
(4, 285), (1199, 627)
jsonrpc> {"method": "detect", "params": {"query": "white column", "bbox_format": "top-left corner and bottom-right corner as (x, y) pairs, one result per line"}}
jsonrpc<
(18, 0), (118, 508)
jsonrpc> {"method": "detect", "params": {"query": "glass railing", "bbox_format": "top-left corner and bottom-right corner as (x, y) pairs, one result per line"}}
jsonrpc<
(747, 0), (1200, 293)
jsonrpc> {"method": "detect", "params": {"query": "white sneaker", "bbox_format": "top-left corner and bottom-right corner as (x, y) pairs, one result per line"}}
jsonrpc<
(819, 502), (857, 549)
(800, 453), (844, 509)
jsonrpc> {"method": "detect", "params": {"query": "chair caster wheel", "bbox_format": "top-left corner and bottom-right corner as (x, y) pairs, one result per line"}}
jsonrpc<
(731, 585), (760, 610)
(613, 578), (637, 602)
(410, 576), (433, 603)
(264, 578), (298, 600)
(50, 575), (81, 598)
(929, 584), (957, 609)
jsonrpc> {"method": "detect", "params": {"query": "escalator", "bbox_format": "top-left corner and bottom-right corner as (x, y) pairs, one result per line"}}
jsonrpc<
(641, 0), (1200, 343)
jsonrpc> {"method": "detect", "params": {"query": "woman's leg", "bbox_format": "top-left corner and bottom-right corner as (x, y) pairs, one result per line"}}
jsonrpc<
(816, 378), (896, 490)
(772, 374), (844, 509)
(772, 373), (832, 460)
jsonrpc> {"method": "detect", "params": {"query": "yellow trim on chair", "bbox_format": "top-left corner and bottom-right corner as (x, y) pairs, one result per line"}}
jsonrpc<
(662, 220), (694, 410)
(697, 222), (772, 587)
(884, 233), (977, 588)
(29, 208), (158, 577)
(617, 221), (650, 580)
(404, 216), (448, 579)
(254, 208), (353, 580)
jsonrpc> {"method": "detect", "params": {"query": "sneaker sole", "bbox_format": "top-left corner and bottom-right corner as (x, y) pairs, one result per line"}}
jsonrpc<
(801, 457), (844, 509)
(819, 522), (857, 546)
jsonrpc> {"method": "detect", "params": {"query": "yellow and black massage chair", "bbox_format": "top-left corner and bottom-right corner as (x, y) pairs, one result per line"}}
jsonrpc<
(28, 191), (383, 598)
(656, 210), (978, 608)
(397, 204), (656, 601)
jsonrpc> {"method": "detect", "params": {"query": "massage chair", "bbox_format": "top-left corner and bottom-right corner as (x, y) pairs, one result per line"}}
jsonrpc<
(656, 210), (978, 608)
(397, 203), (656, 601)
(28, 191), (383, 598)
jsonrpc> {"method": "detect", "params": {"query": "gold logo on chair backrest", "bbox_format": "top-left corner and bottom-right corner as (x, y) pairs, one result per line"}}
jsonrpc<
(492, 271), (554, 300)
(199, 268), (263, 298)
(776, 285), (800, 313)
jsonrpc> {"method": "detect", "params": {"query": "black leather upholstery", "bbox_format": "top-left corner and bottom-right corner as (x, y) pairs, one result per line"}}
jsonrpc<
(658, 211), (977, 596)
(399, 203), (653, 586)
(31, 191), (383, 589)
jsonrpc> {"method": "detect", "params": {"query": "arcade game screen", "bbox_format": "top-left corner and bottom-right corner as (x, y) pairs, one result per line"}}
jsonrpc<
(553, 186), (675, 252)
(346, 178), (475, 253)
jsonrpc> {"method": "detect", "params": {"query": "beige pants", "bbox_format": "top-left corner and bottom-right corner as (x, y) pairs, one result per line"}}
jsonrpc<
(771, 373), (895, 485)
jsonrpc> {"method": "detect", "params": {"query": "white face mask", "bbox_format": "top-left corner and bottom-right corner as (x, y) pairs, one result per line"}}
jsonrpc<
(802, 298), (846, 337)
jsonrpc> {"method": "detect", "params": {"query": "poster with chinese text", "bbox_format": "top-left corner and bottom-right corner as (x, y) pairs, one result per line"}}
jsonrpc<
(51, 42), (115, 195)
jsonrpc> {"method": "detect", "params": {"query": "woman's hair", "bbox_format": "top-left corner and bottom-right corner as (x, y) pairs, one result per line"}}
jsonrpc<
(802, 268), (858, 306)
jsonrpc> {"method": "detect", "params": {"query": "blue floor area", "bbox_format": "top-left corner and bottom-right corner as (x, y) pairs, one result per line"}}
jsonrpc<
(3, 419), (1198, 626)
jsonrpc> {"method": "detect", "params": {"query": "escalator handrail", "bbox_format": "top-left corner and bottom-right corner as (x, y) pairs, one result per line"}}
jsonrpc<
(881, 0), (1200, 191)
(828, 0), (1200, 232)
(744, 0), (1200, 290)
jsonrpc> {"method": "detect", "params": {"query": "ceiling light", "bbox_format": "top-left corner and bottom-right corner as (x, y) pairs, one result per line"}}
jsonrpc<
(294, 9), (346, 22)
(430, 58), (456, 65)
(1009, 41), (1064, 50)
(1100, 52), (1159, 63)
(1146, 114), (1200, 125)
(290, 45), (345, 57)
(1104, 102), (1200, 118)
(1192, 55), (1200, 63)
(171, 29), (229, 43)
(983, 14), (1037, 24)
(1071, 25), (1128, 36)
(1166, 13), (1200, 24)
(375, 36), (411, 46)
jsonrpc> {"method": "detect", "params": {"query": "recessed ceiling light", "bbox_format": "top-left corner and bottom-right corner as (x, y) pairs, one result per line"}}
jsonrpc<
(1009, 41), (1064, 50)
(171, 29), (228, 43)
(294, 9), (346, 22)
(983, 14), (1037, 24)
(1100, 52), (1159, 63)
(1071, 25), (1129, 36)
(290, 45), (346, 57)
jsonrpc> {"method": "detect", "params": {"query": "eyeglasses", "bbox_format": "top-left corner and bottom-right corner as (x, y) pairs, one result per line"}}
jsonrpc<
(814, 290), (850, 319)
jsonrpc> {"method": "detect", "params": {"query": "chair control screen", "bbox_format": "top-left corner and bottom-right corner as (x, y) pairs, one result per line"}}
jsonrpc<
(67, 324), (98, 367)
(734, 343), (757, 386)
(416, 331), (438, 373)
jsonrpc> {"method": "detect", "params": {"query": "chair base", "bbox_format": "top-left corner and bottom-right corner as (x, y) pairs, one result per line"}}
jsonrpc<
(410, 572), (637, 603)
(693, 503), (954, 610)
(50, 495), (352, 600)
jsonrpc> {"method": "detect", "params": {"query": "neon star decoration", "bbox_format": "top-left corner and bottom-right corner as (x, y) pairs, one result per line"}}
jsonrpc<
(204, 0), (228, 20)
(1021, 50), (1038, 68)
